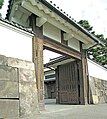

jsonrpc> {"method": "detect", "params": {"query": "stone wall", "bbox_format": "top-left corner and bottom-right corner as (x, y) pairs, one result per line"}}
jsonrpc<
(89, 76), (107, 104)
(0, 55), (39, 119)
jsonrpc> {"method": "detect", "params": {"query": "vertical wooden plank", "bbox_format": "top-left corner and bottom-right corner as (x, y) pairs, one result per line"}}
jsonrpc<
(32, 36), (45, 110)
(56, 67), (60, 104)
(57, 61), (81, 104)
(31, 14), (45, 110)
(77, 60), (85, 104)
(80, 40), (89, 104)
(82, 52), (88, 104)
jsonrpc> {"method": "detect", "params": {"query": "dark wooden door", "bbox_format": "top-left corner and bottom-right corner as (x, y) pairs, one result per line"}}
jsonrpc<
(56, 61), (81, 104)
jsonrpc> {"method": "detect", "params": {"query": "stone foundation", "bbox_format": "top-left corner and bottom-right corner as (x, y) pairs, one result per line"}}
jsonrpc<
(89, 76), (107, 104)
(0, 55), (39, 119)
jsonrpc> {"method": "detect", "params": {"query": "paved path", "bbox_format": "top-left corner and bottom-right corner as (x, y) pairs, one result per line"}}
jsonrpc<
(36, 103), (107, 119)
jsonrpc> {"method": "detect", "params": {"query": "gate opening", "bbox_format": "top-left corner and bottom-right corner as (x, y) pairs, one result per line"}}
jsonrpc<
(43, 49), (84, 105)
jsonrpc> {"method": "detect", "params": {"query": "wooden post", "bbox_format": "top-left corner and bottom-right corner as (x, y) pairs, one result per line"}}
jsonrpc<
(32, 36), (45, 110)
(30, 14), (45, 110)
(79, 42), (89, 104)
(55, 67), (59, 104)
(81, 50), (89, 104)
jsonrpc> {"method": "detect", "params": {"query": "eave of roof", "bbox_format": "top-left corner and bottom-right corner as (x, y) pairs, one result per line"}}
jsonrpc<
(5, 0), (13, 20)
(44, 56), (71, 68)
(0, 17), (34, 35)
(45, 55), (107, 70)
(39, 0), (101, 44)
(5, 0), (103, 45)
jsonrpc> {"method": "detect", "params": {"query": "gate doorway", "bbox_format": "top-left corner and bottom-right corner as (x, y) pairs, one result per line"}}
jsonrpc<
(44, 50), (84, 105)
(56, 61), (83, 104)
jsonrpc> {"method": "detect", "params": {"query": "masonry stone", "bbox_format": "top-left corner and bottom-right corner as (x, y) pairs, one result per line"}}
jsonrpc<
(0, 80), (19, 98)
(0, 99), (19, 119)
(0, 55), (8, 65)
(19, 82), (39, 117)
(0, 65), (18, 82)
(89, 76), (107, 104)
(0, 55), (39, 119)
(19, 68), (39, 117)
(7, 57), (35, 70)
(19, 68), (36, 83)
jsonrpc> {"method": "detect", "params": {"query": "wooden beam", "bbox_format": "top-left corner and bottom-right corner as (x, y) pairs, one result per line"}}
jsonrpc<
(43, 36), (81, 60)
(30, 14), (81, 60)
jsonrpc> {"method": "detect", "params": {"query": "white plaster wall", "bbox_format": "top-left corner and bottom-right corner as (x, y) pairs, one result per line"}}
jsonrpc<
(0, 21), (33, 61)
(68, 38), (80, 51)
(43, 22), (61, 42)
(87, 59), (107, 81)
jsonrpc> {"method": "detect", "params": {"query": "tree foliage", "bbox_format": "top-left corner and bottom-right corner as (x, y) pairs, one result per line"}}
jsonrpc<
(78, 20), (93, 32)
(0, 0), (4, 17)
(0, 0), (4, 9)
(78, 20), (107, 65)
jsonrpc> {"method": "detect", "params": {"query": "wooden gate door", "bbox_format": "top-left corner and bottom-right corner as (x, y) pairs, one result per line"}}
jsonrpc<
(56, 61), (81, 104)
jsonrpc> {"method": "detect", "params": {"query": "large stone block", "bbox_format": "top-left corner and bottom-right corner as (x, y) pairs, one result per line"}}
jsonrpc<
(0, 80), (19, 98)
(89, 79), (96, 95)
(0, 54), (8, 65)
(7, 57), (34, 70)
(19, 82), (39, 117)
(0, 99), (19, 119)
(89, 76), (107, 104)
(19, 68), (36, 83)
(0, 65), (18, 82)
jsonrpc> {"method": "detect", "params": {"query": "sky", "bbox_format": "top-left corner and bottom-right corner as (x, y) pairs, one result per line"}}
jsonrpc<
(1, 0), (107, 37)
(45, 0), (107, 63)
(0, 0), (107, 63)
(46, 0), (107, 38)
(0, 0), (9, 18)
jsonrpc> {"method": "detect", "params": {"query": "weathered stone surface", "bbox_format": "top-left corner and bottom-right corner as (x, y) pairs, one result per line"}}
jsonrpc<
(0, 99), (19, 119)
(7, 57), (34, 70)
(0, 55), (39, 118)
(89, 77), (96, 95)
(19, 68), (36, 83)
(89, 76), (107, 104)
(0, 65), (18, 82)
(0, 54), (8, 65)
(19, 82), (39, 117)
(0, 80), (19, 98)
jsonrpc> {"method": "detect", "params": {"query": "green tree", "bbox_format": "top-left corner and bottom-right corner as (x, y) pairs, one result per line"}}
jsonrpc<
(0, 0), (4, 9)
(92, 35), (107, 65)
(78, 20), (93, 32)
(78, 20), (107, 65)
(0, 0), (4, 17)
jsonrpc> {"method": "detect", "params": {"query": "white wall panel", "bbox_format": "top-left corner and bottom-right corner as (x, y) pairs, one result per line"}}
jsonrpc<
(0, 22), (33, 61)
(43, 22), (61, 42)
(68, 38), (80, 51)
(88, 59), (107, 81)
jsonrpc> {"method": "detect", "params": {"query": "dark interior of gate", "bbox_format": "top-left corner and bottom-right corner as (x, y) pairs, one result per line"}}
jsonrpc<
(44, 50), (84, 105)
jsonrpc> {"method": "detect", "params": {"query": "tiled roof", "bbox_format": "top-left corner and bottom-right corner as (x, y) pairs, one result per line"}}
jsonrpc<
(0, 17), (34, 34)
(45, 55), (107, 70)
(5, 0), (13, 20)
(39, 0), (102, 44)
(5, 0), (102, 45)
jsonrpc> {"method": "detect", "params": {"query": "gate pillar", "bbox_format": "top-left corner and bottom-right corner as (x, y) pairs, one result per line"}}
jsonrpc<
(32, 36), (45, 110)
(81, 50), (89, 104)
